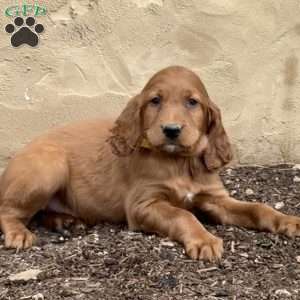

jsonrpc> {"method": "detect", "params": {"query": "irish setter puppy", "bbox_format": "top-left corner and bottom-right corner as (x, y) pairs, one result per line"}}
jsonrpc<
(0, 66), (299, 261)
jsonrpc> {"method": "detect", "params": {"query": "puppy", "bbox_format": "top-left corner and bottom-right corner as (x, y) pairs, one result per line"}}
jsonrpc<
(1, 66), (299, 261)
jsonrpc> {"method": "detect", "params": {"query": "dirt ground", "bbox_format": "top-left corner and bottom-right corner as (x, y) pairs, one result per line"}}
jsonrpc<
(0, 164), (300, 300)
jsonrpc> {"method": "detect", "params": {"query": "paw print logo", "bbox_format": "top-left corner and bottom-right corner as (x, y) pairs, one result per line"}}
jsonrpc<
(5, 17), (44, 47)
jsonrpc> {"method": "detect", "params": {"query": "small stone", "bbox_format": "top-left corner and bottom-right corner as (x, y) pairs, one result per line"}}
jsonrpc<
(293, 164), (300, 170)
(9, 269), (42, 282)
(158, 274), (177, 288)
(32, 293), (44, 300)
(245, 188), (254, 196)
(275, 289), (291, 297)
(275, 201), (285, 210)
(230, 190), (237, 196)
(226, 168), (233, 175)
(293, 176), (300, 183)
(296, 256), (300, 263)
(75, 223), (87, 231)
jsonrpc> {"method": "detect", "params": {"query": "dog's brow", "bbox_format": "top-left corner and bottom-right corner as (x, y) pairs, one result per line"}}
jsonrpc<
(146, 87), (167, 98)
(181, 88), (201, 99)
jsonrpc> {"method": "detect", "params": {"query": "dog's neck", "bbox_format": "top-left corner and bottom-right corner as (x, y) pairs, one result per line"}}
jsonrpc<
(137, 137), (208, 179)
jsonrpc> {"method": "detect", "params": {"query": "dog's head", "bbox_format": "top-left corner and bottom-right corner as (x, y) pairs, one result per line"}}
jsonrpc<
(109, 66), (233, 171)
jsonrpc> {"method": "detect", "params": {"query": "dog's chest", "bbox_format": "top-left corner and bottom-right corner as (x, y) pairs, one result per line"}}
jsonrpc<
(166, 176), (202, 208)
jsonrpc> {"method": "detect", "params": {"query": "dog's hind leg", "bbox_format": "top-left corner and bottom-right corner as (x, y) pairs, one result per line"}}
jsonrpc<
(0, 144), (69, 249)
(35, 210), (86, 237)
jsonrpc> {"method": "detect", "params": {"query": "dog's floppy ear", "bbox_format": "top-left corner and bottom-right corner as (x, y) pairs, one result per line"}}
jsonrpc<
(203, 99), (233, 171)
(108, 95), (143, 156)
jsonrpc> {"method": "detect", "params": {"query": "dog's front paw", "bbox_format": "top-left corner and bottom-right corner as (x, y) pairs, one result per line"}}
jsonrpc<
(278, 215), (300, 237)
(5, 228), (36, 249)
(184, 234), (223, 261)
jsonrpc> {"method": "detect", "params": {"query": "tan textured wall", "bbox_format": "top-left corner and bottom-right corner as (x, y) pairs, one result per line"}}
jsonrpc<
(0, 0), (300, 167)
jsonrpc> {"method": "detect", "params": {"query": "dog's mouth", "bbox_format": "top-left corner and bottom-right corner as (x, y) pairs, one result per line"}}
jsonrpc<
(160, 137), (206, 156)
(140, 135), (196, 155)
(161, 143), (183, 154)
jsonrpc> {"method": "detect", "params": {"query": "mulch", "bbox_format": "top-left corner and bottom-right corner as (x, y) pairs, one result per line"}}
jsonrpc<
(0, 164), (300, 300)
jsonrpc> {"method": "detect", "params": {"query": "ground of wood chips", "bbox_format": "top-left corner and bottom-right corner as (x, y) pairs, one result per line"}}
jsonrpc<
(0, 164), (300, 300)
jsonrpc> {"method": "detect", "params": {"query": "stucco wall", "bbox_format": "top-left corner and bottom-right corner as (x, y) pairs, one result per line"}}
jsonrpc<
(0, 0), (300, 168)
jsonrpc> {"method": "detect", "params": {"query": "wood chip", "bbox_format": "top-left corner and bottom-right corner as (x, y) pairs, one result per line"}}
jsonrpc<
(231, 241), (235, 253)
(275, 289), (291, 297)
(239, 253), (249, 258)
(9, 269), (42, 282)
(69, 277), (89, 281)
(160, 240), (175, 247)
(197, 267), (218, 273)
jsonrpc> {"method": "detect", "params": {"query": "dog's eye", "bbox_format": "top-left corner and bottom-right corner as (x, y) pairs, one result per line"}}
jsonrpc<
(149, 96), (161, 106)
(186, 98), (199, 108)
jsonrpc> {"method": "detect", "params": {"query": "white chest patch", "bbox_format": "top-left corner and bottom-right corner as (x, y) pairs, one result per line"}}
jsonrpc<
(184, 192), (195, 203)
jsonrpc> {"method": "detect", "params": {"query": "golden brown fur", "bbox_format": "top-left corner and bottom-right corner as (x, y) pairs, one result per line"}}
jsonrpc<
(1, 66), (300, 261)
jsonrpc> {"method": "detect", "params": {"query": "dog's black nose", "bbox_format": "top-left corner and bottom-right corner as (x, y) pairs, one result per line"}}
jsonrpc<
(161, 124), (182, 139)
